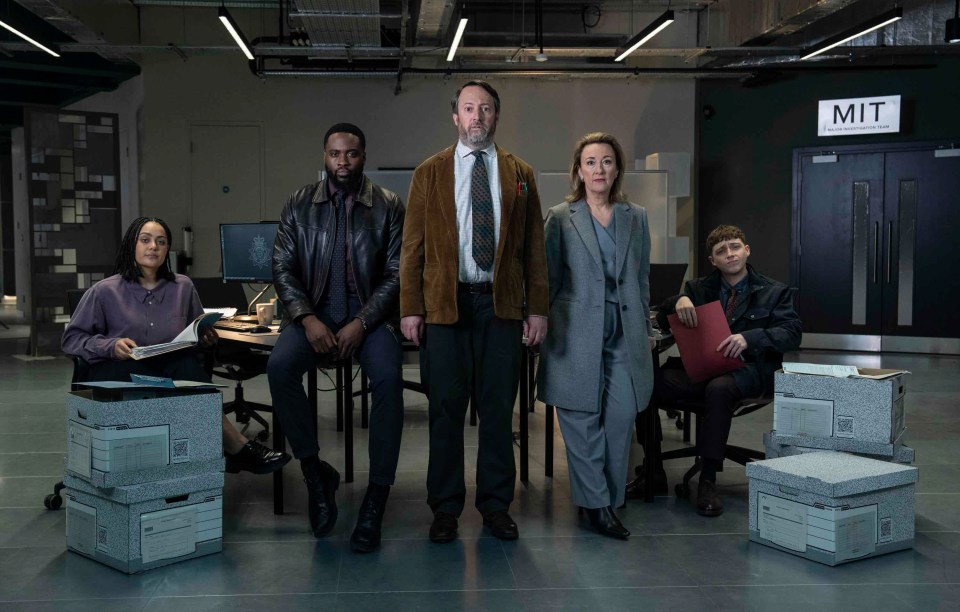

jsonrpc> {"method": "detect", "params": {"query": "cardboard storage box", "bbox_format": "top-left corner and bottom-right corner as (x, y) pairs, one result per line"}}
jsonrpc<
(773, 368), (906, 444)
(65, 471), (223, 574)
(66, 386), (223, 488)
(763, 431), (915, 464)
(747, 451), (917, 566)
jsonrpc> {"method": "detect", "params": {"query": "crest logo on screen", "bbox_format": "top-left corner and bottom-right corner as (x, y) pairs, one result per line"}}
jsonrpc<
(248, 235), (271, 270)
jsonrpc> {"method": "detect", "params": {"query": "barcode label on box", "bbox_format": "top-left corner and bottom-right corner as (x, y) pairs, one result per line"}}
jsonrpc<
(97, 525), (108, 552)
(879, 517), (893, 543)
(836, 416), (855, 438)
(171, 439), (189, 463)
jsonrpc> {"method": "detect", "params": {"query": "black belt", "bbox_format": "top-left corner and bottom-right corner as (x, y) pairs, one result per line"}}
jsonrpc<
(458, 282), (494, 294)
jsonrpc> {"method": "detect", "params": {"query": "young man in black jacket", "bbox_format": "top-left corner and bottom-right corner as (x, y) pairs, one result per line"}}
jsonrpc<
(268, 123), (405, 552)
(628, 225), (801, 516)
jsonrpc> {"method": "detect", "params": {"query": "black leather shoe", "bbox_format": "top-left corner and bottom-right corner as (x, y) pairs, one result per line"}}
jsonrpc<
(696, 479), (724, 517)
(351, 483), (390, 553)
(482, 510), (519, 540)
(429, 511), (459, 543)
(302, 460), (340, 537)
(624, 464), (668, 500)
(225, 441), (291, 475)
(584, 506), (630, 540)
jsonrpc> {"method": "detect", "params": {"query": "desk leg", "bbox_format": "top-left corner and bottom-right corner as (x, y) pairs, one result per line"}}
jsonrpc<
(344, 363), (354, 484)
(528, 352), (537, 413)
(519, 349), (529, 484)
(360, 373), (369, 429)
(336, 367), (344, 433)
(643, 351), (660, 504)
(545, 404), (554, 479)
(273, 399), (287, 516)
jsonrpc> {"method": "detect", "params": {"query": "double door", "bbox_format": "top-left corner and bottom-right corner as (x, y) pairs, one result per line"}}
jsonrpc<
(793, 142), (960, 353)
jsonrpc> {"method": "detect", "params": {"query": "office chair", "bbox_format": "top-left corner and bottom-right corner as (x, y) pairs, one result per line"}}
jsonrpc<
(45, 289), (90, 510)
(657, 391), (772, 499)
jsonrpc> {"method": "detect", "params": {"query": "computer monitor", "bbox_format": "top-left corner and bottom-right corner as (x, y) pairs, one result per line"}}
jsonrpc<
(219, 222), (279, 283)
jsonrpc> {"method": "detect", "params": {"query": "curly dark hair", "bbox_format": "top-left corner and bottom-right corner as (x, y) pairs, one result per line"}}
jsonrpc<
(706, 224), (747, 255)
(114, 217), (176, 283)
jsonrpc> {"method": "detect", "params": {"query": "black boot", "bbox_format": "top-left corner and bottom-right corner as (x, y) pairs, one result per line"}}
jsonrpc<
(350, 483), (390, 553)
(624, 462), (668, 500)
(301, 458), (340, 538)
(585, 506), (630, 540)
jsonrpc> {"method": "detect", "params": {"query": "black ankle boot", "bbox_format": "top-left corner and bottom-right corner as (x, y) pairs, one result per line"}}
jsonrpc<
(301, 459), (340, 538)
(585, 506), (630, 540)
(350, 483), (390, 553)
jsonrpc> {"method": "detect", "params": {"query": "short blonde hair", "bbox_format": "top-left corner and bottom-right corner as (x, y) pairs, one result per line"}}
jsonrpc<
(566, 132), (626, 203)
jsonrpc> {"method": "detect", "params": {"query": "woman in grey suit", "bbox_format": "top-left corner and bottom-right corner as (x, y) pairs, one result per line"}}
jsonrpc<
(539, 132), (655, 539)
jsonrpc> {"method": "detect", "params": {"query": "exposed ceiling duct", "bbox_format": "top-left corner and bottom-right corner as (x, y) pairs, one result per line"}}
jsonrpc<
(13, 0), (133, 61)
(291, 0), (383, 47)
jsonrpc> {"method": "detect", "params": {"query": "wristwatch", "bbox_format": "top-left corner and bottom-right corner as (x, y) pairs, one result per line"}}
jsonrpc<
(355, 315), (368, 331)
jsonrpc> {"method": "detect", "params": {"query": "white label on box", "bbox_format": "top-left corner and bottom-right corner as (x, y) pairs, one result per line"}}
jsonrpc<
(171, 438), (190, 463)
(758, 493), (808, 552)
(835, 416), (856, 438)
(67, 423), (92, 478)
(91, 425), (169, 473)
(835, 505), (877, 562)
(140, 504), (197, 564)
(879, 517), (893, 543)
(66, 497), (97, 556)
(774, 395), (834, 437)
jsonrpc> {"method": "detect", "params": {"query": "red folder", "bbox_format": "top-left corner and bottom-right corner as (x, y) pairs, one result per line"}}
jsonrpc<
(667, 300), (745, 384)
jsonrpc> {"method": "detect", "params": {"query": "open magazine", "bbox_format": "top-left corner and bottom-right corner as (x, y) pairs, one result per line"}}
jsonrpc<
(130, 312), (222, 360)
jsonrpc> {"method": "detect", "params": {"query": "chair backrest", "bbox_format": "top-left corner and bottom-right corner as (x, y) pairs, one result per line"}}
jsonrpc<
(66, 289), (87, 316)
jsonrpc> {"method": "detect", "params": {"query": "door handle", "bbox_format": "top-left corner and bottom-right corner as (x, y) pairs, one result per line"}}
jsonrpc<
(886, 221), (892, 284)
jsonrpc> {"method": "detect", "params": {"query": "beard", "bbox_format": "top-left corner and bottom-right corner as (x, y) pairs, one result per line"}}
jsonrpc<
(459, 123), (495, 149)
(327, 164), (364, 191)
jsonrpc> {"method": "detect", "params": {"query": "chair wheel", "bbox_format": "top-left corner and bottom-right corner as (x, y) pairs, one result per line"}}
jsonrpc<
(256, 429), (270, 442)
(674, 416), (684, 430)
(44, 493), (62, 510)
(675, 483), (689, 499)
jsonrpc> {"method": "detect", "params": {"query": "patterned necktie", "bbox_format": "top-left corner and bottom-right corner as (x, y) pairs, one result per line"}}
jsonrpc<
(724, 289), (738, 321)
(471, 150), (495, 272)
(328, 191), (348, 325)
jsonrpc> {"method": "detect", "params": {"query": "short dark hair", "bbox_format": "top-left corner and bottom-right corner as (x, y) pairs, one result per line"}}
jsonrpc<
(323, 122), (366, 151)
(706, 224), (747, 254)
(450, 80), (501, 114)
(114, 216), (176, 283)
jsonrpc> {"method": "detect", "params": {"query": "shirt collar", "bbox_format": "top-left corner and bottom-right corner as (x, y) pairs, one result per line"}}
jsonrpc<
(456, 140), (496, 160)
(721, 275), (750, 294)
(128, 277), (168, 303)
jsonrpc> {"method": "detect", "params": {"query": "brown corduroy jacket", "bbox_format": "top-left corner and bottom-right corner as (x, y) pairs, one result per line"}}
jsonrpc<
(399, 144), (549, 324)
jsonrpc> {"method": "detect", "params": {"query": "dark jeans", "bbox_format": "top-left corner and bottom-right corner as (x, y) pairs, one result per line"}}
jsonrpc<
(88, 350), (212, 383)
(422, 290), (522, 516)
(636, 364), (746, 466)
(266, 296), (404, 486)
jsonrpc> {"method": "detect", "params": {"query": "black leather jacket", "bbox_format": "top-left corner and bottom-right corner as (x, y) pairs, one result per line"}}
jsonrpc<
(273, 176), (405, 335)
(657, 264), (802, 396)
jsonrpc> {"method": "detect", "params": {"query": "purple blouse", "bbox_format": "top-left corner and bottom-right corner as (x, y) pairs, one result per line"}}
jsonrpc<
(61, 274), (204, 364)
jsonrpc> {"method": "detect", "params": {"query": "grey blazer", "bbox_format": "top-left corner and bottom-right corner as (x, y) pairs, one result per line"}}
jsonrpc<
(538, 199), (654, 413)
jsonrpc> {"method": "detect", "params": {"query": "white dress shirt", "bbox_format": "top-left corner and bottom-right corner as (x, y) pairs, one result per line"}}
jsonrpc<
(454, 140), (502, 283)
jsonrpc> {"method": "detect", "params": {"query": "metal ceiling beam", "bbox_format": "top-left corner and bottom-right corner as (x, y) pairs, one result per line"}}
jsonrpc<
(13, 0), (134, 61)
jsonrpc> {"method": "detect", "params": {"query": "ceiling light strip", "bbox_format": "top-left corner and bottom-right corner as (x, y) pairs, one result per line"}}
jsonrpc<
(615, 10), (674, 62)
(218, 6), (254, 61)
(447, 18), (468, 62)
(801, 7), (903, 60)
(0, 19), (60, 58)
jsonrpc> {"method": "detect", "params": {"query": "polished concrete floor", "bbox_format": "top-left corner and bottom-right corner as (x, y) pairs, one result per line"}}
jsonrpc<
(1, 305), (959, 610)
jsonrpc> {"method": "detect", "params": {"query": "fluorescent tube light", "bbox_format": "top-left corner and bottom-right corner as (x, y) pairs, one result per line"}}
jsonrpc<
(801, 7), (902, 60)
(0, 18), (60, 58)
(447, 18), (468, 62)
(615, 10), (674, 62)
(218, 6), (254, 61)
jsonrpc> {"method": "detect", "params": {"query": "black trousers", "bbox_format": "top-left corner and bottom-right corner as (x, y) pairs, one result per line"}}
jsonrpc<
(636, 365), (744, 466)
(88, 350), (211, 383)
(422, 289), (522, 516)
(266, 296), (405, 486)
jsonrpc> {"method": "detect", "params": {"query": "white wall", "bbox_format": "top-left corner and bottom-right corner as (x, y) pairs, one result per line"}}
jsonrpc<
(140, 54), (696, 266)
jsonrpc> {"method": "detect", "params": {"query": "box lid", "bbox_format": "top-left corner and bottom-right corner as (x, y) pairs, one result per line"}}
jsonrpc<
(65, 470), (224, 504)
(746, 451), (917, 497)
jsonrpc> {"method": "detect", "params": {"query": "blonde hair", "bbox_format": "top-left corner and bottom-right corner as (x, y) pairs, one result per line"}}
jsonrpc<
(566, 132), (626, 203)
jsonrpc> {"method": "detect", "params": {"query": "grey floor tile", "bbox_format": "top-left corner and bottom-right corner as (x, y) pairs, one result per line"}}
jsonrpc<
(915, 466), (960, 493)
(338, 537), (515, 593)
(503, 535), (696, 590)
(0, 434), (66, 454)
(338, 589), (528, 612)
(886, 582), (960, 612)
(142, 594), (338, 612)
(916, 493), (960, 532)
(0, 476), (63, 508)
(700, 584), (919, 612)
(0, 597), (150, 611)
(2, 416), (66, 435)
(0, 508), (65, 548)
(148, 541), (341, 596)
(0, 452), (66, 478)
(518, 586), (713, 612)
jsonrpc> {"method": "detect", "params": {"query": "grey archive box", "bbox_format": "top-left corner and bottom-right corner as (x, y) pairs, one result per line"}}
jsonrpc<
(773, 370), (906, 445)
(763, 431), (915, 464)
(747, 451), (917, 566)
(66, 387), (223, 488)
(65, 471), (224, 574)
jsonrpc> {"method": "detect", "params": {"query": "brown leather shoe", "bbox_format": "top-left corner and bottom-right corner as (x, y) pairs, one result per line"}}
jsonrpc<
(482, 510), (519, 540)
(624, 464), (668, 500)
(696, 480), (724, 517)
(429, 511), (459, 543)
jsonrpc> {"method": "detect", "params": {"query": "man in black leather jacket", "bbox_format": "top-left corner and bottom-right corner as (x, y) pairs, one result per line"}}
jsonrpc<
(629, 225), (801, 517)
(267, 123), (405, 553)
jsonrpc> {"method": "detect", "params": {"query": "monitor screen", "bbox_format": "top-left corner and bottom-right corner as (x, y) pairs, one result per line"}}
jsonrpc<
(219, 222), (279, 283)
